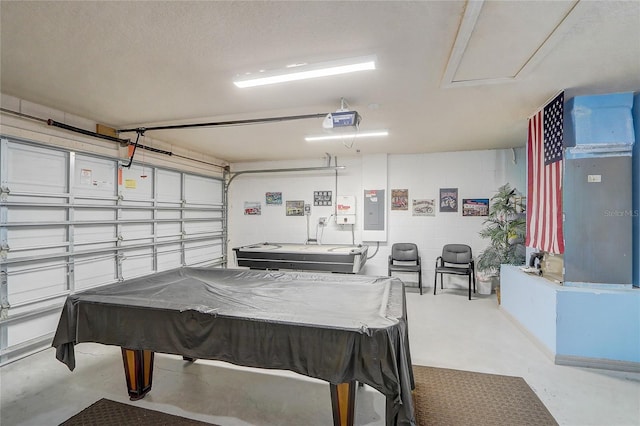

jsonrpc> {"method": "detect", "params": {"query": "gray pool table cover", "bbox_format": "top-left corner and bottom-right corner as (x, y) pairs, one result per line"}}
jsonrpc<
(52, 268), (416, 425)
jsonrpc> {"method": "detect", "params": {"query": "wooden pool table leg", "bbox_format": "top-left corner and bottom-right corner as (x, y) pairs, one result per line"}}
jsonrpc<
(330, 381), (356, 426)
(121, 348), (154, 400)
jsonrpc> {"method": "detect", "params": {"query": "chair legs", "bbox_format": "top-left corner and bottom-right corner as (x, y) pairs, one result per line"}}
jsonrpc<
(467, 270), (477, 300)
(435, 272), (475, 300)
(433, 272), (445, 295)
(433, 272), (444, 295)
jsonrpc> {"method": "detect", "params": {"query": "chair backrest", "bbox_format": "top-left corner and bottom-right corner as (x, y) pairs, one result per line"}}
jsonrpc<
(441, 244), (472, 264)
(391, 243), (419, 261)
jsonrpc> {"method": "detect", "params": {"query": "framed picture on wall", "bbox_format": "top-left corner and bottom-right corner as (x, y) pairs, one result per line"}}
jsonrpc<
(439, 188), (458, 212)
(313, 190), (332, 206)
(462, 198), (489, 216)
(244, 201), (261, 215)
(391, 189), (409, 210)
(265, 192), (282, 205)
(286, 200), (304, 216)
(413, 199), (435, 216)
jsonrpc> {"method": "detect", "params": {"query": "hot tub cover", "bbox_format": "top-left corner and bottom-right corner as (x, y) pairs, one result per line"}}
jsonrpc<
(52, 267), (415, 425)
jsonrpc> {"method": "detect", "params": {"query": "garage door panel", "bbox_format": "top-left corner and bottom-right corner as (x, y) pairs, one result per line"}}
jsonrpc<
(7, 311), (61, 347)
(185, 221), (222, 235)
(184, 175), (222, 204)
(120, 166), (153, 200)
(6, 194), (66, 205)
(157, 210), (181, 220)
(7, 207), (66, 223)
(185, 240), (223, 266)
(6, 142), (67, 194)
(121, 248), (154, 279)
(74, 208), (115, 221)
(121, 224), (154, 243)
(7, 262), (67, 305)
(73, 155), (116, 197)
(157, 222), (181, 239)
(157, 243), (182, 271)
(7, 226), (67, 252)
(157, 170), (181, 202)
(74, 241), (117, 253)
(74, 224), (115, 245)
(75, 254), (116, 290)
(183, 210), (222, 219)
(7, 246), (68, 261)
(120, 209), (153, 220)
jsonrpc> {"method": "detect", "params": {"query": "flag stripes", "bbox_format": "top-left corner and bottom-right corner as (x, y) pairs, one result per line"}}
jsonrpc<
(526, 92), (564, 254)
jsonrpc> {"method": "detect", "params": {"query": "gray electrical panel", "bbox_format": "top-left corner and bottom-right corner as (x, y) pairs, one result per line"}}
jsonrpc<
(563, 156), (633, 284)
(364, 189), (385, 231)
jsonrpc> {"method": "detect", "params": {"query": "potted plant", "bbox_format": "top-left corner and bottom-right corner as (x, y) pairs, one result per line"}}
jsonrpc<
(476, 183), (526, 303)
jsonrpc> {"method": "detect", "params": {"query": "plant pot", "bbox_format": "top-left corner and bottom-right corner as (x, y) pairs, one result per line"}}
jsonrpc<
(477, 277), (493, 295)
(475, 273), (497, 295)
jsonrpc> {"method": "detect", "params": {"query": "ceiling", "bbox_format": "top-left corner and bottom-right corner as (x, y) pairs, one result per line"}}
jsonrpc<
(1, 1), (639, 164)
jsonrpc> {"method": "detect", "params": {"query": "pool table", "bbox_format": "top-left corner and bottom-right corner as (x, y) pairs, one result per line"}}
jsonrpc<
(52, 268), (415, 425)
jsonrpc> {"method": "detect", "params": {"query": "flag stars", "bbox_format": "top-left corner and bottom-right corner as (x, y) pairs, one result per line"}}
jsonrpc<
(543, 93), (564, 165)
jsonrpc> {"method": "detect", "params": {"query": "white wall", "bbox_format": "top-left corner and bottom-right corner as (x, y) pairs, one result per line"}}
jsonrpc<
(228, 148), (525, 289)
(228, 157), (364, 248)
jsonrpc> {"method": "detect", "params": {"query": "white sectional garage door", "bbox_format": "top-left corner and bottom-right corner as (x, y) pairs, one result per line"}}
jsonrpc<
(0, 137), (225, 364)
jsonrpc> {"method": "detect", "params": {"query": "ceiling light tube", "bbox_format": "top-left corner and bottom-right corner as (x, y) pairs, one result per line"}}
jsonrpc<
(305, 130), (388, 142)
(234, 55), (377, 88)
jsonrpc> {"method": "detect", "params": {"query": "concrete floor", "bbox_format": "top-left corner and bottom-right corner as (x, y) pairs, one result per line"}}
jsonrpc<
(1, 286), (639, 426)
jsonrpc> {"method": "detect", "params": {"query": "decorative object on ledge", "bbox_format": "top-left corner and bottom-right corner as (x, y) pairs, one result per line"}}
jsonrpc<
(477, 183), (526, 302)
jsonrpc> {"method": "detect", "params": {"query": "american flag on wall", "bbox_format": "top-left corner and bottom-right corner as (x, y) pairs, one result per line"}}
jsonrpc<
(526, 91), (565, 254)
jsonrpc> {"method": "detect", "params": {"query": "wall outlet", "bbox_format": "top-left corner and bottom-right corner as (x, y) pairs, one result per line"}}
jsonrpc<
(337, 214), (356, 225)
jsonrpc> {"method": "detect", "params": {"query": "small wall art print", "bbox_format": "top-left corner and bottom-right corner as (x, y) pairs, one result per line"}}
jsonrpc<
(462, 198), (490, 216)
(265, 192), (282, 205)
(244, 201), (261, 215)
(439, 188), (458, 212)
(314, 190), (332, 206)
(391, 189), (409, 210)
(413, 199), (435, 216)
(286, 200), (305, 216)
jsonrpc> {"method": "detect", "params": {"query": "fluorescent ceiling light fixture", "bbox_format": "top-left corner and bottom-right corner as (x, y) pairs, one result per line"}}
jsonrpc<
(234, 55), (376, 88)
(305, 130), (388, 142)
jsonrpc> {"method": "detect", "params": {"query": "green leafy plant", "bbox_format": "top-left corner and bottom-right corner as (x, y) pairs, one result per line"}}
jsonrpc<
(477, 183), (526, 276)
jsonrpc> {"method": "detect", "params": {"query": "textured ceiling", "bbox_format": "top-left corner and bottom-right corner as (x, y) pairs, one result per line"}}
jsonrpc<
(1, 1), (639, 163)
